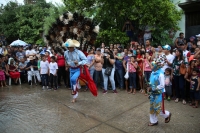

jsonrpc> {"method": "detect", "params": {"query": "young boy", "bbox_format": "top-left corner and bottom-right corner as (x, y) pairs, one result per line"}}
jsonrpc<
(49, 56), (58, 90)
(40, 56), (49, 89)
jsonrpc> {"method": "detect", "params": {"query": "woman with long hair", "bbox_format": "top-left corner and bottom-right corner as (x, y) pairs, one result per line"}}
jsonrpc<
(172, 49), (188, 104)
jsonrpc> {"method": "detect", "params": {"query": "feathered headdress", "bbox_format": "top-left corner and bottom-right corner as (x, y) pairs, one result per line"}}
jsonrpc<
(44, 12), (100, 49)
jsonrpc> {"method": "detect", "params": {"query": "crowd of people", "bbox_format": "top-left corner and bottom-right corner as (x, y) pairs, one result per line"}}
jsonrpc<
(0, 32), (200, 108)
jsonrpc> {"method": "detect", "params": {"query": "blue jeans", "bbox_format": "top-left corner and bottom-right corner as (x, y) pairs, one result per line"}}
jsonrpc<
(70, 68), (80, 90)
(129, 72), (137, 89)
(174, 75), (185, 99)
(102, 68), (115, 90)
(41, 74), (49, 86)
(144, 71), (152, 82)
(94, 70), (104, 89)
(115, 69), (124, 88)
(89, 68), (95, 80)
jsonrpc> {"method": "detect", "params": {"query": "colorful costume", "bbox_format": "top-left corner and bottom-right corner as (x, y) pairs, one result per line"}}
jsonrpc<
(148, 56), (171, 125)
(64, 39), (88, 100)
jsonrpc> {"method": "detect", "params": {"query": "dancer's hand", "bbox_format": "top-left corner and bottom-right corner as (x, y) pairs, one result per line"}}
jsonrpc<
(74, 61), (79, 66)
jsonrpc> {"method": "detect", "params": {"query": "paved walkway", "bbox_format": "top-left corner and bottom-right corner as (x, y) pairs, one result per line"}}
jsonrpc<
(0, 85), (200, 133)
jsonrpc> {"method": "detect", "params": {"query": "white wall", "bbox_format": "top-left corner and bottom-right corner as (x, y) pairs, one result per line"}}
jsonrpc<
(173, 0), (186, 40)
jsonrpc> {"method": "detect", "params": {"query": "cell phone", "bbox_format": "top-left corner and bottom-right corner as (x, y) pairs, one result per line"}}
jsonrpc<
(104, 53), (107, 56)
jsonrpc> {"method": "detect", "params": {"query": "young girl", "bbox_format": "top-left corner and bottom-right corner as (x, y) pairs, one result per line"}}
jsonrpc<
(0, 66), (6, 87)
(186, 68), (200, 108)
(128, 56), (138, 94)
(49, 56), (58, 90)
(165, 68), (172, 101)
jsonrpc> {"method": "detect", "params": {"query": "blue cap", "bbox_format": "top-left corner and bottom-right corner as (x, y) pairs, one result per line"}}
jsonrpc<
(162, 45), (171, 51)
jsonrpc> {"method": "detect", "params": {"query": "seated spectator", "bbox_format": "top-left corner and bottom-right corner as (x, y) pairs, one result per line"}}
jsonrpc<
(25, 56), (41, 85)
(7, 58), (20, 85)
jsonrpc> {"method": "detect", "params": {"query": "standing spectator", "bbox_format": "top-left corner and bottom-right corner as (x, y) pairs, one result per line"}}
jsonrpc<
(101, 43), (105, 54)
(110, 44), (114, 52)
(0, 33), (6, 46)
(49, 56), (58, 90)
(136, 50), (144, 93)
(128, 56), (137, 94)
(18, 58), (27, 83)
(172, 49), (188, 104)
(2, 46), (8, 56)
(45, 51), (51, 62)
(162, 45), (175, 71)
(113, 47), (124, 90)
(26, 45), (36, 58)
(87, 49), (95, 79)
(174, 32), (186, 48)
(55, 48), (67, 87)
(186, 68), (200, 108)
(165, 68), (172, 101)
(144, 51), (152, 83)
(40, 56), (49, 89)
(16, 47), (26, 61)
(92, 48), (104, 89)
(187, 36), (196, 51)
(123, 50), (132, 92)
(102, 47), (117, 93)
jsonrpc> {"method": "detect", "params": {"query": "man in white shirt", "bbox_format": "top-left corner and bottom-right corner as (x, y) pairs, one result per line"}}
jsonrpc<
(26, 45), (36, 57)
(162, 45), (175, 71)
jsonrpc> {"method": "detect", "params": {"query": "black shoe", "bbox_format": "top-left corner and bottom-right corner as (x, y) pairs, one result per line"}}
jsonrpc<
(28, 80), (31, 85)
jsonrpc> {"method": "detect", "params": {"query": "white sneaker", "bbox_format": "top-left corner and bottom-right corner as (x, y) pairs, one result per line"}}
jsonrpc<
(42, 86), (45, 89)
(46, 86), (49, 89)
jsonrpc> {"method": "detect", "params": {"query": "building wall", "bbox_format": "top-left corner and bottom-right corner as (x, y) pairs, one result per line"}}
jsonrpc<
(173, 0), (186, 39)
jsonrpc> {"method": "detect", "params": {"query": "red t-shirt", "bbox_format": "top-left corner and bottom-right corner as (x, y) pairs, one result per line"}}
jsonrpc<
(56, 54), (65, 67)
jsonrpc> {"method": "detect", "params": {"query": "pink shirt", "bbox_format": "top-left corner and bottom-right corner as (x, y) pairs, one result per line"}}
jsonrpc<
(128, 62), (137, 72)
(144, 59), (152, 71)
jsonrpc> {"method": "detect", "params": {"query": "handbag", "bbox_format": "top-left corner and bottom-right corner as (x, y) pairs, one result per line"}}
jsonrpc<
(179, 63), (186, 75)
(124, 62), (129, 79)
(104, 67), (112, 76)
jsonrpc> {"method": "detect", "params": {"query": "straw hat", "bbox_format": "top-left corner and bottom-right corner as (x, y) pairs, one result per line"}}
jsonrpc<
(63, 39), (80, 47)
(28, 56), (35, 60)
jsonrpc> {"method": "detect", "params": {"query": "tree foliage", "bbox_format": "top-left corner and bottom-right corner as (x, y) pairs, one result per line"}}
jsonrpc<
(63, 0), (182, 46)
(0, 1), (53, 45)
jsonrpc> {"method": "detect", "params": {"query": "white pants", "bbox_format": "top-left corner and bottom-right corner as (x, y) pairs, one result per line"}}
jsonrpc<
(150, 110), (170, 123)
(28, 71), (41, 82)
(72, 84), (79, 99)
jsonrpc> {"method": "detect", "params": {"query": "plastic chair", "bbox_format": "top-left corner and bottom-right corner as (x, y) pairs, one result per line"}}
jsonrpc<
(9, 77), (21, 86)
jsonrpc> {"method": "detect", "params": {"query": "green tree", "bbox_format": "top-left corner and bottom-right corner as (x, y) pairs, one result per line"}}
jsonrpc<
(0, 2), (21, 43)
(17, 2), (52, 44)
(63, 0), (182, 46)
(0, 1), (53, 44)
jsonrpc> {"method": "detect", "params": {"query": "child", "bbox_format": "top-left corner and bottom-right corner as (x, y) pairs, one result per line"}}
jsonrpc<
(165, 68), (172, 101)
(128, 56), (138, 94)
(40, 56), (49, 89)
(0, 66), (6, 87)
(49, 56), (58, 90)
(186, 68), (200, 108)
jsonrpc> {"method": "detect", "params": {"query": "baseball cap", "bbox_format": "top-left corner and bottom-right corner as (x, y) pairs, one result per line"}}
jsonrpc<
(162, 45), (171, 51)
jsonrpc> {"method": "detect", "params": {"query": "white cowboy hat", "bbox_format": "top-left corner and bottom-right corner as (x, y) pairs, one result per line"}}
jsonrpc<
(28, 56), (35, 60)
(196, 34), (200, 38)
(63, 39), (80, 47)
